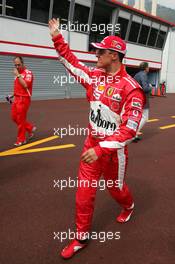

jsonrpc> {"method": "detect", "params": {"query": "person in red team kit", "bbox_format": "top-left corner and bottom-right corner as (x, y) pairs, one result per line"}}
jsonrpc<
(49, 19), (145, 259)
(12, 56), (36, 146)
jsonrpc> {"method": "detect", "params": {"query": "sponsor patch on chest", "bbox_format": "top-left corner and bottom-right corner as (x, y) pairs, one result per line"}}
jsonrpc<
(93, 85), (105, 99)
(104, 87), (123, 102)
(89, 101), (121, 135)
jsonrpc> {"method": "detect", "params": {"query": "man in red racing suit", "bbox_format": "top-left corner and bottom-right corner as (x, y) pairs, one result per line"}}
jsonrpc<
(12, 56), (36, 146)
(49, 19), (145, 259)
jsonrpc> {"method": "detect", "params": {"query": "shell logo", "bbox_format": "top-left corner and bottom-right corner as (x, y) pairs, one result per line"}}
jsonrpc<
(98, 85), (105, 91)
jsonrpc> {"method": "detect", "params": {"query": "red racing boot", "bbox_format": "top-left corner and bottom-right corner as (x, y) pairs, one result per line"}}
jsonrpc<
(116, 203), (134, 223)
(14, 140), (27, 147)
(60, 239), (88, 259)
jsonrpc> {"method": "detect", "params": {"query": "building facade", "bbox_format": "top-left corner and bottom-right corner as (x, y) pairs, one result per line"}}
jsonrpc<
(0, 0), (175, 100)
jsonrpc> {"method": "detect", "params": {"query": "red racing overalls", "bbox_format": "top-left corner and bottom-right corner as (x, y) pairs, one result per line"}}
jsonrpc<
(12, 67), (34, 143)
(52, 34), (145, 238)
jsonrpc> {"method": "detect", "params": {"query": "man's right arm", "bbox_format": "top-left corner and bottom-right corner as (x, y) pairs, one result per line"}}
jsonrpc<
(49, 18), (92, 90)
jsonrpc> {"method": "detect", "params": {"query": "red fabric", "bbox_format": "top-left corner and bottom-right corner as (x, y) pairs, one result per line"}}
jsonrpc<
(161, 83), (165, 95)
(14, 67), (33, 97)
(76, 135), (133, 236)
(52, 34), (145, 237)
(11, 96), (33, 142)
(91, 35), (127, 54)
(52, 34), (145, 156)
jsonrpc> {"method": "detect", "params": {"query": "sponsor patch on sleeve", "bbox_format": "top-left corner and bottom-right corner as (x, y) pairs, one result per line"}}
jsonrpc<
(25, 74), (32, 81)
(131, 97), (142, 110)
(129, 109), (141, 122)
(126, 119), (138, 131)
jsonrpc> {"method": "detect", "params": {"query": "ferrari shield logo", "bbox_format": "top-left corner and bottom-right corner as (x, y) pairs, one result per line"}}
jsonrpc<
(107, 87), (114, 97)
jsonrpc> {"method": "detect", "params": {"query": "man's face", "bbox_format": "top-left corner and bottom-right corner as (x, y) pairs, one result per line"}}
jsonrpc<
(95, 49), (118, 69)
(13, 58), (23, 72)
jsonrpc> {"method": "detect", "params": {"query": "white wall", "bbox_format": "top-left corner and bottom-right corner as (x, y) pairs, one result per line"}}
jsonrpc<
(69, 32), (89, 51)
(0, 17), (89, 51)
(0, 16), (162, 69)
(160, 31), (169, 83)
(0, 17), (54, 46)
(127, 42), (162, 63)
(161, 28), (175, 93)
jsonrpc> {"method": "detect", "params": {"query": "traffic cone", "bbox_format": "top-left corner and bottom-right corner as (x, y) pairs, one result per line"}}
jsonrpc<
(157, 87), (161, 96)
(151, 87), (155, 96)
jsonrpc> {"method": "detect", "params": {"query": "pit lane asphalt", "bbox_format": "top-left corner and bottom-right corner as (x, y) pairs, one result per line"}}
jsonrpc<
(0, 95), (174, 264)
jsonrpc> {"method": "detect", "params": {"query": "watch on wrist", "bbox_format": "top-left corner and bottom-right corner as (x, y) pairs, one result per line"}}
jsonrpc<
(17, 74), (21, 78)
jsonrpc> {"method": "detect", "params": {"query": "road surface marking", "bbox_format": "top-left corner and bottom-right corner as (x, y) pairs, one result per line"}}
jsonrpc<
(0, 136), (75, 156)
(160, 124), (175, 130)
(147, 119), (159, 122)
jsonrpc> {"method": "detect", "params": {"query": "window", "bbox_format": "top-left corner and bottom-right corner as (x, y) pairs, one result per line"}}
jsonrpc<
(117, 17), (129, 40)
(73, 3), (90, 32)
(30, 0), (50, 23)
(0, 0), (2, 14)
(52, 0), (70, 24)
(156, 30), (166, 49)
(148, 23), (159, 47)
(128, 21), (141, 42)
(74, 3), (89, 24)
(138, 19), (151, 45)
(89, 2), (113, 48)
(128, 15), (142, 43)
(5, 0), (28, 19)
(117, 10), (130, 40)
(138, 24), (150, 44)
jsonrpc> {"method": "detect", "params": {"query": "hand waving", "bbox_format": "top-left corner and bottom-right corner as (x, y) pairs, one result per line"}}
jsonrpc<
(48, 18), (60, 37)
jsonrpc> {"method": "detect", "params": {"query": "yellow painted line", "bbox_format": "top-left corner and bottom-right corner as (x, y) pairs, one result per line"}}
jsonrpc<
(0, 144), (75, 156)
(8, 135), (59, 152)
(147, 119), (159, 123)
(0, 136), (76, 157)
(160, 124), (175, 130)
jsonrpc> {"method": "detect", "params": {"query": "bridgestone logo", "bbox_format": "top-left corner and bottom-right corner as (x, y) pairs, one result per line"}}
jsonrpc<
(90, 106), (117, 131)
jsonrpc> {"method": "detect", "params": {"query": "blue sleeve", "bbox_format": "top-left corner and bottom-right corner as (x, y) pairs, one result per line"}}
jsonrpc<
(134, 72), (151, 94)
